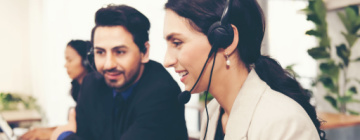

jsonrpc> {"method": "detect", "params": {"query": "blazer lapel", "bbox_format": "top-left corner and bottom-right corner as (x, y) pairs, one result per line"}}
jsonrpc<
(204, 101), (220, 140)
(225, 70), (268, 140)
(92, 86), (113, 138)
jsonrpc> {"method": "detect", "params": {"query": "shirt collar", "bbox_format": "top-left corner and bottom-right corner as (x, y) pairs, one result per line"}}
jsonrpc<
(112, 82), (139, 101)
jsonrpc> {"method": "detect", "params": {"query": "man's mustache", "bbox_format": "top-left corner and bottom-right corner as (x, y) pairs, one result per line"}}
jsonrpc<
(103, 68), (124, 74)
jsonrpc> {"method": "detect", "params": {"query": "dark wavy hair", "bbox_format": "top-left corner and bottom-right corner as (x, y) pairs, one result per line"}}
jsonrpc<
(91, 4), (150, 53)
(67, 40), (94, 102)
(165, 0), (325, 139)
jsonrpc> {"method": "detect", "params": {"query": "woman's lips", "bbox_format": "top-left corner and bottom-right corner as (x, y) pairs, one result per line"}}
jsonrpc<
(180, 74), (188, 83)
(177, 71), (189, 83)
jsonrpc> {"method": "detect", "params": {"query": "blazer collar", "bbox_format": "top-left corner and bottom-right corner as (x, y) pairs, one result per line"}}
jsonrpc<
(204, 100), (220, 140)
(224, 70), (268, 139)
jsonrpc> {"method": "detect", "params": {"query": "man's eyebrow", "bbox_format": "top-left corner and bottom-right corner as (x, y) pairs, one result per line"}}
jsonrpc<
(112, 45), (127, 50)
(94, 45), (127, 51)
(94, 47), (105, 50)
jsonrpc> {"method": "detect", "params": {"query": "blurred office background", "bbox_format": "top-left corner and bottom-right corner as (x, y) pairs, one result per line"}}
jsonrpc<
(1, 0), (360, 139)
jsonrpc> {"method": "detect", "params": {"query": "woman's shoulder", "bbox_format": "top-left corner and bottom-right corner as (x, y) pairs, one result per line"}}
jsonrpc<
(247, 88), (320, 139)
(255, 87), (310, 119)
(249, 87), (318, 134)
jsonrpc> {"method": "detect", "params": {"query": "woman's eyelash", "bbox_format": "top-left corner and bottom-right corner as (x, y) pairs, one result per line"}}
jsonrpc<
(173, 39), (182, 47)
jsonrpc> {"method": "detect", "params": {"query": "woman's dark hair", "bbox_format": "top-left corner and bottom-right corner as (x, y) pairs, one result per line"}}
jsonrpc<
(67, 40), (94, 102)
(91, 4), (150, 53)
(165, 0), (325, 139)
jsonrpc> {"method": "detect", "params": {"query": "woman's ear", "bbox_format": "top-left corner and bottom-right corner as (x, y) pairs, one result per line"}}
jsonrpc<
(141, 41), (150, 63)
(224, 24), (239, 56)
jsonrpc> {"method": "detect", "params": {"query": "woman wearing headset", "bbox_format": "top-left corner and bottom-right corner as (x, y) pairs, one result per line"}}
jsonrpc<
(21, 40), (93, 140)
(163, 0), (325, 139)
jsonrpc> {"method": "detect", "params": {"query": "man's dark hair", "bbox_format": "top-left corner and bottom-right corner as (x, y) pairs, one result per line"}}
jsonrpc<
(91, 4), (150, 53)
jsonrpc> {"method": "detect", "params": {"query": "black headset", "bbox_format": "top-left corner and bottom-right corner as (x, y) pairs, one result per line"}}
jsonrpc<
(85, 47), (97, 72)
(207, 0), (234, 50)
(82, 58), (93, 71)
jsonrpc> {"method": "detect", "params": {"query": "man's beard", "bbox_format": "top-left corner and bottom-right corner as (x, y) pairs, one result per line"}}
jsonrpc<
(103, 62), (142, 91)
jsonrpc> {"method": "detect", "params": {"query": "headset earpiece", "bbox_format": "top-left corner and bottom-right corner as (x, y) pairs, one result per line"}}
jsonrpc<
(84, 47), (96, 72)
(207, 21), (234, 49)
(82, 59), (92, 72)
(82, 59), (90, 68)
(206, 0), (234, 50)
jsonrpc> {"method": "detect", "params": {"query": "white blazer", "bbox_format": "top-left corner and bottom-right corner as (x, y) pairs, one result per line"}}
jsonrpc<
(200, 70), (320, 140)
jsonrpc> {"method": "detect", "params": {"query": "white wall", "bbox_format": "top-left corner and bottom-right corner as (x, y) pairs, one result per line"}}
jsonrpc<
(0, 0), (31, 95)
(268, 0), (317, 89)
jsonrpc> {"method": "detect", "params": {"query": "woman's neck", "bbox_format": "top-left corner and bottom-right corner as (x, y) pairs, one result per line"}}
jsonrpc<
(210, 62), (249, 116)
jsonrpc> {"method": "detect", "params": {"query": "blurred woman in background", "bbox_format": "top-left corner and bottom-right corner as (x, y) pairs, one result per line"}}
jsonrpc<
(65, 40), (94, 102)
(21, 40), (93, 140)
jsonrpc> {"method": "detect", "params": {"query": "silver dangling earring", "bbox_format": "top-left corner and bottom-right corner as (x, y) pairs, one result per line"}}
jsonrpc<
(226, 52), (230, 67)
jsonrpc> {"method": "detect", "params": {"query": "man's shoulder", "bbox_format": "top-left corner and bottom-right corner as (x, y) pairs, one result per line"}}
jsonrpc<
(84, 71), (104, 80)
(135, 60), (180, 97)
(145, 60), (169, 76)
(142, 60), (178, 87)
(80, 72), (109, 95)
(83, 72), (106, 85)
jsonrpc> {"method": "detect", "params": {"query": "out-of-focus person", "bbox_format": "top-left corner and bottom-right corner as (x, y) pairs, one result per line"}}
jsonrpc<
(20, 40), (93, 140)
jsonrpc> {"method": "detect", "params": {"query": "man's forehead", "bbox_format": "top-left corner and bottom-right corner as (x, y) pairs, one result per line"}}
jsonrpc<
(93, 26), (133, 39)
(93, 26), (136, 50)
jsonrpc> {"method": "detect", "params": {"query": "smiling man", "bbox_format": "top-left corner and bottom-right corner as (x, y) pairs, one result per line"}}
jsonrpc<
(51, 5), (188, 140)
